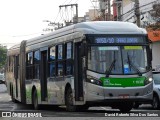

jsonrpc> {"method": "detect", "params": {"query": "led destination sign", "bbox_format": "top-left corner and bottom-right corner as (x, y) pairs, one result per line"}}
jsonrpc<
(94, 37), (145, 44)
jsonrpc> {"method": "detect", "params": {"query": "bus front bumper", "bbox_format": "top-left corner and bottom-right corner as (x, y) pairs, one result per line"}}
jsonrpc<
(86, 82), (153, 103)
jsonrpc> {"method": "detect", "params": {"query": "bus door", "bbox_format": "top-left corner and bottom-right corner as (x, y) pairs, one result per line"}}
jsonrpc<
(14, 55), (19, 98)
(74, 42), (85, 101)
(40, 49), (48, 101)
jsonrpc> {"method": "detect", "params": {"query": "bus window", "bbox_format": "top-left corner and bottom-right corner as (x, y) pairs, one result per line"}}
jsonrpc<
(49, 62), (55, 77)
(66, 61), (73, 75)
(58, 63), (63, 76)
(48, 46), (56, 77)
(27, 52), (33, 65)
(34, 50), (40, 64)
(66, 42), (72, 59)
(58, 45), (63, 60)
(56, 44), (64, 76)
(65, 42), (73, 75)
(50, 46), (55, 61)
(34, 50), (40, 79)
(26, 52), (33, 79)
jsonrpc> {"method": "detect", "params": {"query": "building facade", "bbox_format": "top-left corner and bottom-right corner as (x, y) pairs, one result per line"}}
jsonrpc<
(113, 0), (160, 68)
(113, 0), (159, 27)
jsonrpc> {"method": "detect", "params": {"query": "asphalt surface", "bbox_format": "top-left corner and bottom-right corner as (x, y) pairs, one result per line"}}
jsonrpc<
(0, 84), (160, 120)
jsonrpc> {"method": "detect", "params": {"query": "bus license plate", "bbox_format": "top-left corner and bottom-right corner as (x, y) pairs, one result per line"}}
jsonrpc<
(119, 94), (129, 99)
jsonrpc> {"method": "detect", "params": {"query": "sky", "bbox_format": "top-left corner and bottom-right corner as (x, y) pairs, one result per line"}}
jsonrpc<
(0, 0), (98, 48)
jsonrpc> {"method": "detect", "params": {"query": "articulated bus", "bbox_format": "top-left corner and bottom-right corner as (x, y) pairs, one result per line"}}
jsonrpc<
(5, 21), (153, 112)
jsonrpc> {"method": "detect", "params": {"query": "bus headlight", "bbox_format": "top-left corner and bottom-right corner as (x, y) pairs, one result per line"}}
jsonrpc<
(144, 77), (153, 85)
(148, 78), (153, 82)
(88, 78), (103, 86)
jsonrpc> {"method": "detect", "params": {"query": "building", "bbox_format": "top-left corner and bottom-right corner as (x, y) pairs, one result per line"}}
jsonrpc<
(113, 0), (160, 68)
(98, 0), (113, 20)
(113, 0), (158, 27)
(72, 9), (100, 22)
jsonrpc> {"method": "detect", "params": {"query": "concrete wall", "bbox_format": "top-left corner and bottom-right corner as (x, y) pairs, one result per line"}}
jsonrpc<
(121, 0), (157, 26)
(152, 42), (160, 68)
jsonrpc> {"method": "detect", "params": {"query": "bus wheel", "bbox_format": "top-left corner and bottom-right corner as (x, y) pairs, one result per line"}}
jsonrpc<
(152, 95), (160, 110)
(78, 105), (89, 112)
(65, 88), (77, 112)
(133, 102), (140, 109)
(118, 102), (133, 112)
(32, 90), (39, 110)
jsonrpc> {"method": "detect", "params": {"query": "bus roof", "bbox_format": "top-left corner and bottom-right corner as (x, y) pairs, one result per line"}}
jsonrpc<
(9, 21), (147, 50)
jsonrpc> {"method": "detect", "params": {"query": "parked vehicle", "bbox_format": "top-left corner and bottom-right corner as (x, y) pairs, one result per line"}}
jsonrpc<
(152, 71), (160, 109)
(133, 71), (160, 109)
(0, 73), (5, 84)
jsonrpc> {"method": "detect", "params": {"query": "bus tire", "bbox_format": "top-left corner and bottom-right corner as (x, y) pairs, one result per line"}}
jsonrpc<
(78, 105), (89, 112)
(32, 90), (39, 110)
(118, 102), (133, 112)
(133, 102), (140, 109)
(65, 88), (77, 112)
(152, 95), (160, 110)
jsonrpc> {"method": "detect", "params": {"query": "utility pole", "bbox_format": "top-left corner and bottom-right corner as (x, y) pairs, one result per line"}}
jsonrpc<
(107, 0), (111, 21)
(59, 4), (78, 24)
(134, 0), (140, 27)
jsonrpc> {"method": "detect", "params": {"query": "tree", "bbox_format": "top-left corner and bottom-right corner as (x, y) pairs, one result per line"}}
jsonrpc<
(146, 3), (160, 30)
(0, 46), (7, 69)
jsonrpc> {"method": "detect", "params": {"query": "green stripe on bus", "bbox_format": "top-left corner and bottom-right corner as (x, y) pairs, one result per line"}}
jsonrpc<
(100, 77), (146, 87)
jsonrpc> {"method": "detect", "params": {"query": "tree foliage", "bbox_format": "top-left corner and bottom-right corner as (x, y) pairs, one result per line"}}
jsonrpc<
(146, 3), (160, 30)
(0, 46), (7, 69)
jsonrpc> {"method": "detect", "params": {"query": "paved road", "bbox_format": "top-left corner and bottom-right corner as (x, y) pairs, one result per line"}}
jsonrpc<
(0, 84), (160, 120)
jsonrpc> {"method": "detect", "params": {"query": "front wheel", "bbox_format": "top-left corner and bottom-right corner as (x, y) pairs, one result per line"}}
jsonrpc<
(77, 105), (89, 112)
(152, 95), (160, 110)
(118, 102), (133, 112)
(65, 88), (77, 112)
(133, 102), (140, 109)
(32, 90), (39, 110)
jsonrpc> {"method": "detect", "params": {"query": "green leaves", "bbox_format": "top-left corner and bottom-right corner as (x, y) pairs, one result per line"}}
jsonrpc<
(0, 46), (7, 69)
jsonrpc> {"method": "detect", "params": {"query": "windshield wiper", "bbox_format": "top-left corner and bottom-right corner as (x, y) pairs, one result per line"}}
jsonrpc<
(105, 59), (116, 77)
(127, 53), (142, 76)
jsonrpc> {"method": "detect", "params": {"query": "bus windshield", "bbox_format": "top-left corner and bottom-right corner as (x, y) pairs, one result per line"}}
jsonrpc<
(88, 46), (150, 75)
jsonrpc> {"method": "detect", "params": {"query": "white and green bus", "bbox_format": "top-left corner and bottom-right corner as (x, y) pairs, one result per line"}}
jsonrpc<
(5, 21), (153, 112)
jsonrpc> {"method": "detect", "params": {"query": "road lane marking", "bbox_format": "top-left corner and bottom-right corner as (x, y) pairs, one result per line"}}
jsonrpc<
(100, 107), (109, 111)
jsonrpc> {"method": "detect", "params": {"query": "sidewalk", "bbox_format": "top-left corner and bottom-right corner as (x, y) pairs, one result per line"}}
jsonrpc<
(0, 84), (10, 102)
(0, 84), (7, 93)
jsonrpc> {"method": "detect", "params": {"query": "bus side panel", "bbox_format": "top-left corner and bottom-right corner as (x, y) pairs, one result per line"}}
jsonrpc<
(47, 77), (63, 105)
